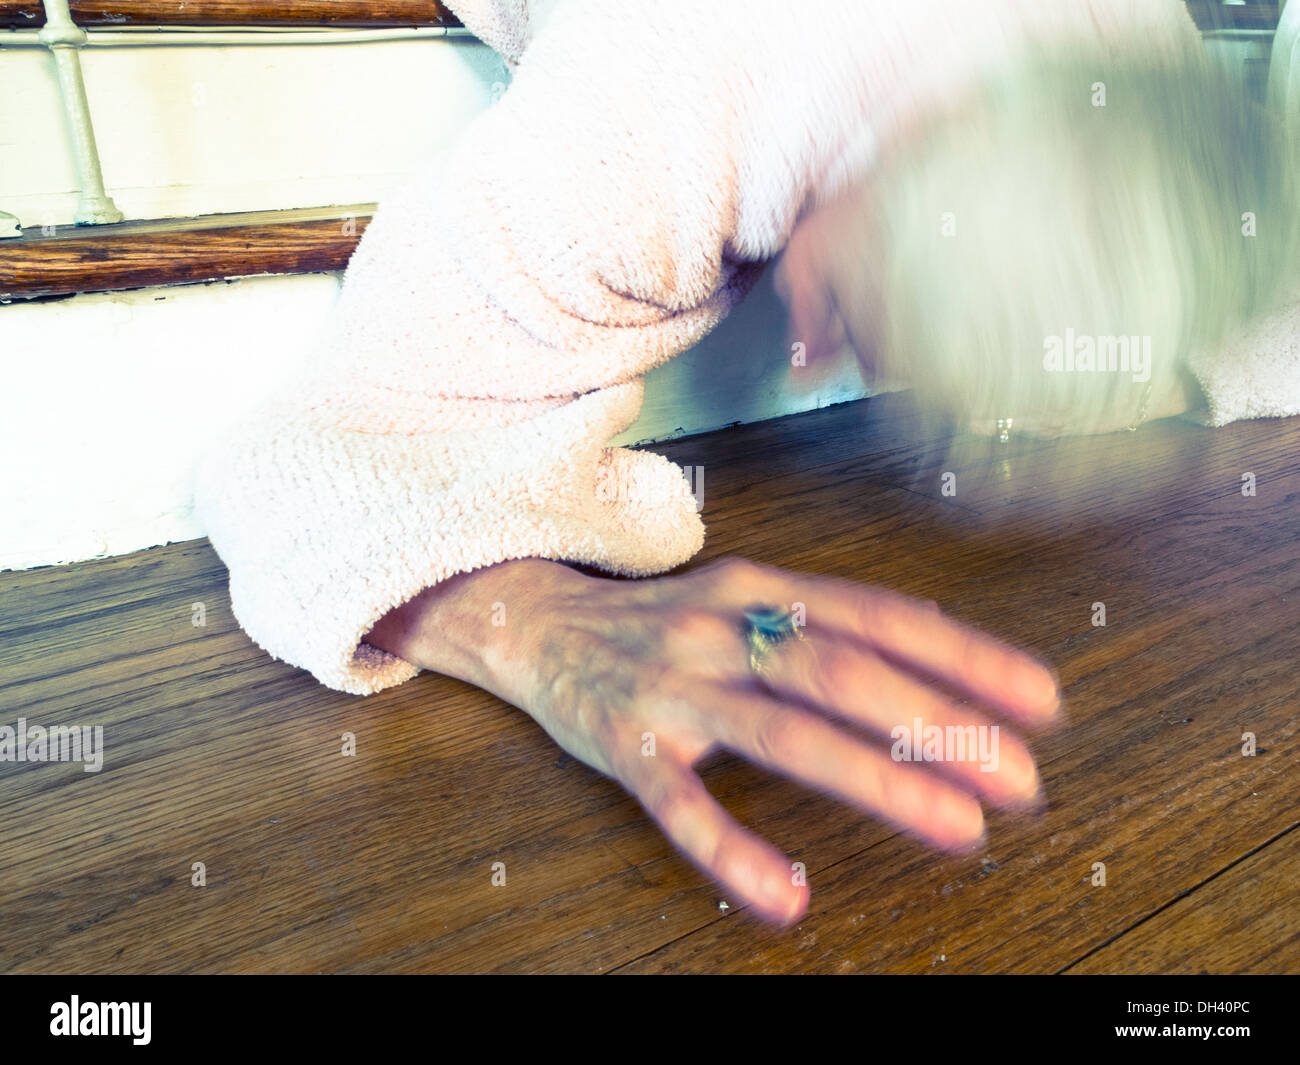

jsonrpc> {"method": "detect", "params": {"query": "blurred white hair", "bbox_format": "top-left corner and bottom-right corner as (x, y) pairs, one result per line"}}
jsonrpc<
(856, 48), (1300, 441)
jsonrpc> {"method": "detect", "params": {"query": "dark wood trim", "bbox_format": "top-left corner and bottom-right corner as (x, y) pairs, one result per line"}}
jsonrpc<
(0, 205), (373, 299)
(0, 2), (460, 29)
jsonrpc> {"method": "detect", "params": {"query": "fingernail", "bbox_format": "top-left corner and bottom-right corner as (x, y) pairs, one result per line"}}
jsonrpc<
(999, 761), (1041, 807)
(763, 868), (803, 920)
(999, 769), (1048, 811)
(1020, 787), (1049, 814)
(1052, 687), (1070, 722)
(775, 889), (806, 926)
(1017, 666), (1060, 714)
(941, 792), (986, 848)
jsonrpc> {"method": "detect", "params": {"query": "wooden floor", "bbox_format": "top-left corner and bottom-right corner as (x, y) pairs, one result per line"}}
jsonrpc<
(1, 391), (1296, 974)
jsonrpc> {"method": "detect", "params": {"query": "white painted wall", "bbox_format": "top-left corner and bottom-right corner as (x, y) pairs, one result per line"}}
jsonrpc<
(0, 267), (866, 572)
(1, 276), (332, 570)
(1, 34), (510, 226)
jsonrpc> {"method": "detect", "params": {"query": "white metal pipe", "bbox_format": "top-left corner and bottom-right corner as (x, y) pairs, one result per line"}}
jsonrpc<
(33, 1), (123, 224)
(0, 20), (473, 233)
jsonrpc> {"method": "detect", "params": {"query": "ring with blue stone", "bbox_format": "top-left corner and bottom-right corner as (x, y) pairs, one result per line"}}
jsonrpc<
(742, 604), (804, 677)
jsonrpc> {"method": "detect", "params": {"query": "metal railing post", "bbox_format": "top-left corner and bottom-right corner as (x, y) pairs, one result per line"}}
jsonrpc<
(37, 0), (124, 225)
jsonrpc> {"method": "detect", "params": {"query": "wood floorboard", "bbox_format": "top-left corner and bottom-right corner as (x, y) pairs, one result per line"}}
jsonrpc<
(1, 391), (1295, 972)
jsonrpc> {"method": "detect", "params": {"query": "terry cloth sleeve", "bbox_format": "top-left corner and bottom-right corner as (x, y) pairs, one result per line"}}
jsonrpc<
(193, 0), (811, 696)
(1185, 294), (1300, 426)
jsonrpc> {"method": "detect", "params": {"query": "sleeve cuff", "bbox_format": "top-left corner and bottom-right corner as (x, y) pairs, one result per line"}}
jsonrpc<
(1184, 297), (1300, 427)
(195, 381), (705, 696)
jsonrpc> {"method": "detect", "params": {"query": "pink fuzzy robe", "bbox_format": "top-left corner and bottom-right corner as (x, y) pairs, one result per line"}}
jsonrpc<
(194, 0), (1300, 695)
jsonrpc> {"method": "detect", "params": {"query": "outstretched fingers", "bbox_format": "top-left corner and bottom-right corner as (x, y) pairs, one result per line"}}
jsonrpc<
(756, 632), (1043, 809)
(621, 753), (809, 926)
(701, 558), (1063, 725)
(696, 679), (987, 854)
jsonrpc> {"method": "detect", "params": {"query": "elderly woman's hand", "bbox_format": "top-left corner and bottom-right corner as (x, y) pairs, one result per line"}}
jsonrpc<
(367, 555), (1060, 926)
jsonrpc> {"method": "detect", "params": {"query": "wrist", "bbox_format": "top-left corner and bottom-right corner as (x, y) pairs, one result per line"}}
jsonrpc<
(364, 558), (585, 696)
